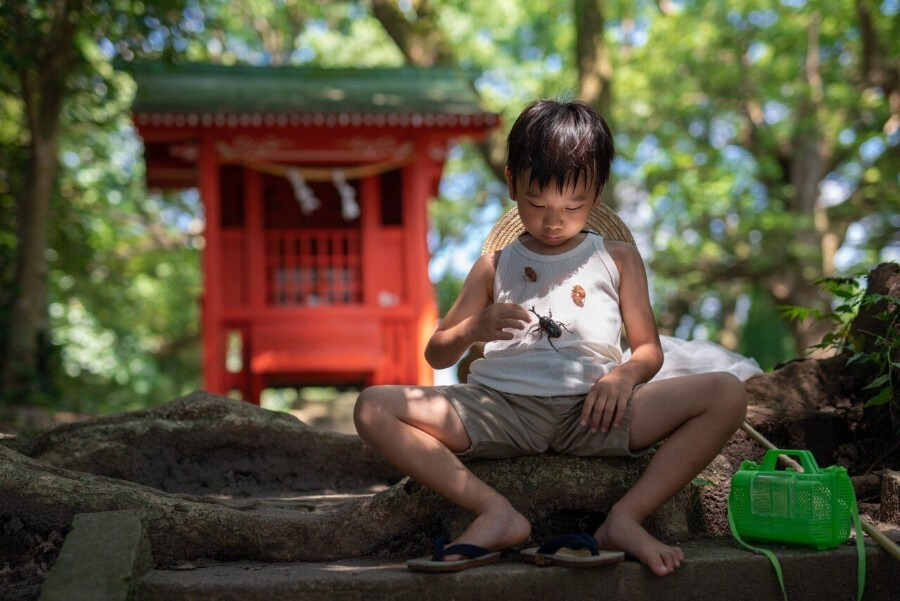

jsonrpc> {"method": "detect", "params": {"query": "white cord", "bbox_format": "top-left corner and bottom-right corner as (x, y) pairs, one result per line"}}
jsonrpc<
(333, 169), (360, 221)
(286, 168), (320, 215)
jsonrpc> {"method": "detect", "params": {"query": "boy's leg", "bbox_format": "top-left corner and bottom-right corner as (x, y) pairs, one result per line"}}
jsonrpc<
(354, 386), (531, 556)
(594, 372), (747, 576)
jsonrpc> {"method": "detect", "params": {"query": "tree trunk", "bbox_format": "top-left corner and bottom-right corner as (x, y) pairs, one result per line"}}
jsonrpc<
(2, 90), (62, 400)
(1, 2), (75, 399)
(855, 0), (900, 137)
(575, 0), (612, 120)
(776, 12), (835, 355)
(574, 0), (617, 209)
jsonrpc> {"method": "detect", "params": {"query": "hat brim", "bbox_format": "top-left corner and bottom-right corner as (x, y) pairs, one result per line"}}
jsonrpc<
(482, 204), (635, 255)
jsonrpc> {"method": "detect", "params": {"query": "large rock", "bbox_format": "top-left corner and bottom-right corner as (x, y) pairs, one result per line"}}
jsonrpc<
(725, 263), (899, 475)
(5, 391), (399, 495)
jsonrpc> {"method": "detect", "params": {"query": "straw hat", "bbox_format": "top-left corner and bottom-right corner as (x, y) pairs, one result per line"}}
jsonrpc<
(482, 204), (635, 255)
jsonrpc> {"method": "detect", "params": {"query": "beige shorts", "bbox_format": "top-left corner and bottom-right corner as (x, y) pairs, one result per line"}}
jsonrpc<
(432, 383), (648, 460)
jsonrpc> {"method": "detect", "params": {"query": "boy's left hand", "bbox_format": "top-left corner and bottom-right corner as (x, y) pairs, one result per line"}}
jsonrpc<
(581, 372), (635, 434)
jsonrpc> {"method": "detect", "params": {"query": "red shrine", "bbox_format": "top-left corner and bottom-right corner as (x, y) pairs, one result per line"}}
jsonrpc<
(128, 63), (497, 404)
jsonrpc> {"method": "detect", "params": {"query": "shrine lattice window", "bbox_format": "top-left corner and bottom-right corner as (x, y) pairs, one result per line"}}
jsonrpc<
(263, 173), (362, 306)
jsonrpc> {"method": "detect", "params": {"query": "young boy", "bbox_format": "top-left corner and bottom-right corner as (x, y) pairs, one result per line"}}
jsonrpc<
(354, 98), (747, 576)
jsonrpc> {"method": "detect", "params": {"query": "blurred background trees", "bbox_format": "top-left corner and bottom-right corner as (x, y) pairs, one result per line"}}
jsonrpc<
(1, 0), (896, 412)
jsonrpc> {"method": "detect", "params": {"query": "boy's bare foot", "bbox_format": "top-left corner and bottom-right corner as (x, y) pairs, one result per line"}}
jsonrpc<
(594, 508), (684, 576)
(443, 501), (531, 561)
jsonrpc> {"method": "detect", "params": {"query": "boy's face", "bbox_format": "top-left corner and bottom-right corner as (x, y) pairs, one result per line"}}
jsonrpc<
(507, 168), (599, 250)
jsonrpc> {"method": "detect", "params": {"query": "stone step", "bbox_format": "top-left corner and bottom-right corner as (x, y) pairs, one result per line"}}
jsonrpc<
(137, 540), (898, 601)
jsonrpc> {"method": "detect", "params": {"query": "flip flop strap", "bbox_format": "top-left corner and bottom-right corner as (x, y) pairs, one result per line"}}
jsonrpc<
(431, 535), (492, 561)
(537, 533), (599, 556)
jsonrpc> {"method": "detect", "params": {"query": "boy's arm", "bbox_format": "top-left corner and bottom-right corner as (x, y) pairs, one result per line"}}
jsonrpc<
(581, 241), (663, 433)
(425, 253), (530, 369)
(607, 241), (663, 386)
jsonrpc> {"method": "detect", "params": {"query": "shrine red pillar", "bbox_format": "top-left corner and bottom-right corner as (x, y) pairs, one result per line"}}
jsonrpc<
(199, 133), (226, 395)
(360, 175), (387, 385)
(403, 156), (437, 386)
(244, 167), (265, 404)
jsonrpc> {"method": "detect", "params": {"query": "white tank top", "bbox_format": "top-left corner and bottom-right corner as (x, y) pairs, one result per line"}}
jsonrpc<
(468, 233), (623, 396)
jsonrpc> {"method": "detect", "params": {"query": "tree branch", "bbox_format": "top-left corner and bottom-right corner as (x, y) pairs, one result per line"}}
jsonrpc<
(369, 0), (453, 67)
(368, 0), (507, 181)
(655, 0), (677, 15)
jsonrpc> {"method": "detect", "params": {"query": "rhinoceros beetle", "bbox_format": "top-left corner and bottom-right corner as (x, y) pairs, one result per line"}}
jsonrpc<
(528, 306), (571, 352)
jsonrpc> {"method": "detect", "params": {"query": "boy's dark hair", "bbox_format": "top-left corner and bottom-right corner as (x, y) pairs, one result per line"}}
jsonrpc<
(506, 99), (615, 200)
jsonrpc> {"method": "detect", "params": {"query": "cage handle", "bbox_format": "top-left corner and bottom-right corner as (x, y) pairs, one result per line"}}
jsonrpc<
(759, 449), (819, 473)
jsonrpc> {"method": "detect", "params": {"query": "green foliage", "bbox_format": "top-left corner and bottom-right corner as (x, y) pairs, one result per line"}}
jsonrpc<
(781, 271), (899, 410)
(47, 68), (205, 411)
(434, 270), (464, 318)
(738, 286), (796, 371)
(0, 96), (25, 366)
(197, 0), (405, 67)
(613, 0), (897, 357)
(0, 0), (198, 411)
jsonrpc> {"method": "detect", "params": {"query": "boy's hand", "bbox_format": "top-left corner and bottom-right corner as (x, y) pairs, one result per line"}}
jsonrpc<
(581, 372), (635, 434)
(470, 303), (530, 343)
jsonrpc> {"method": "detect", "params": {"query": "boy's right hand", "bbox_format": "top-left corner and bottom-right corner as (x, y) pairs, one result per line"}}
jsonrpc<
(470, 303), (531, 342)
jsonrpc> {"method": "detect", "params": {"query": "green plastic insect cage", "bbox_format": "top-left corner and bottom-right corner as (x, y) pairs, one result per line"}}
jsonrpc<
(728, 449), (856, 550)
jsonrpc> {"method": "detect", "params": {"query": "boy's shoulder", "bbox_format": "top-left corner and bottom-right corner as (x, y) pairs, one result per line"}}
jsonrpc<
(601, 239), (644, 275)
(602, 238), (640, 257)
(467, 251), (502, 284)
(475, 250), (502, 271)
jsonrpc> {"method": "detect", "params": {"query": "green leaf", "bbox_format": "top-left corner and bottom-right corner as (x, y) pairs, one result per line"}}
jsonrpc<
(779, 305), (821, 322)
(845, 353), (870, 366)
(863, 374), (891, 390)
(691, 477), (716, 487)
(863, 386), (893, 408)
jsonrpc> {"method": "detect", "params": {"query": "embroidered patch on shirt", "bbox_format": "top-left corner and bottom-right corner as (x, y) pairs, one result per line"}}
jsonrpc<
(572, 285), (586, 307)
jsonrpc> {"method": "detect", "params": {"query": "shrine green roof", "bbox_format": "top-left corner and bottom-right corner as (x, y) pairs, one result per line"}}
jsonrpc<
(125, 62), (493, 117)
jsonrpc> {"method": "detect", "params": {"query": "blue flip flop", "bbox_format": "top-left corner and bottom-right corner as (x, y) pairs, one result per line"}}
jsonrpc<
(521, 533), (624, 568)
(407, 535), (503, 572)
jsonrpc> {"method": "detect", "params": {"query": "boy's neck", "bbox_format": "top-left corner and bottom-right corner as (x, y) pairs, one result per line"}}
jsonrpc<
(518, 231), (589, 255)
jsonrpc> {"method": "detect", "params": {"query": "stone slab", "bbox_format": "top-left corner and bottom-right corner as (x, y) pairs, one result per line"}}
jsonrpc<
(137, 539), (898, 601)
(40, 510), (151, 601)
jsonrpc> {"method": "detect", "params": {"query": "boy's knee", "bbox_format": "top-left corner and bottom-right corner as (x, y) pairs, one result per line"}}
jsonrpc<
(710, 372), (747, 424)
(353, 386), (389, 432)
